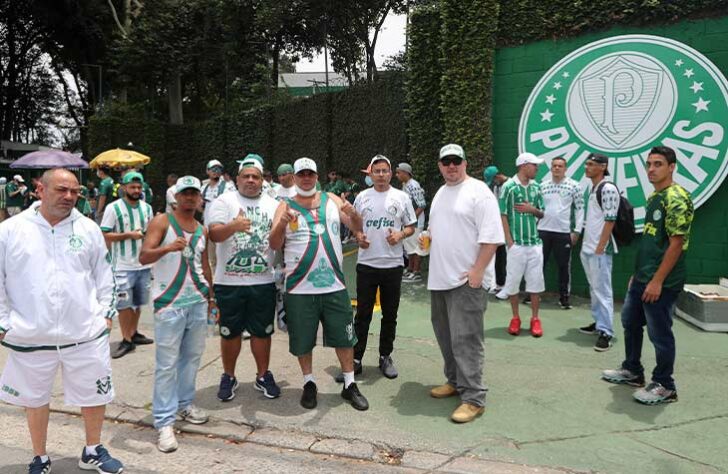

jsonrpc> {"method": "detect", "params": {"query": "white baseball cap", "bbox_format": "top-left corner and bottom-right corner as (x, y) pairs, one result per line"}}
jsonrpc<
(207, 159), (223, 169)
(515, 152), (544, 167)
(368, 154), (391, 169)
(294, 157), (318, 174)
(13, 174), (24, 183)
(175, 176), (202, 193)
(439, 144), (465, 160)
(238, 157), (263, 174)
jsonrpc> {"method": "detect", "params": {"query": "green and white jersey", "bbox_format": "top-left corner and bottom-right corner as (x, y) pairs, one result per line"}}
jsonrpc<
(283, 193), (345, 295)
(499, 177), (544, 246)
(152, 214), (209, 312)
(537, 177), (584, 234)
(582, 180), (619, 255)
(100, 198), (153, 271)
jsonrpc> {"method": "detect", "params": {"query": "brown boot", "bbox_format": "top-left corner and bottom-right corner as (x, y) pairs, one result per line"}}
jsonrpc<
(430, 383), (457, 398)
(451, 403), (484, 423)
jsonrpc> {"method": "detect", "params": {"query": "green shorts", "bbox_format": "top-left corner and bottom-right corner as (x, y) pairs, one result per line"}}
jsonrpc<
(215, 283), (276, 339)
(284, 289), (357, 356)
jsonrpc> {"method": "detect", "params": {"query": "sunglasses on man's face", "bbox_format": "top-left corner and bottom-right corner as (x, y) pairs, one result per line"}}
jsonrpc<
(440, 157), (463, 166)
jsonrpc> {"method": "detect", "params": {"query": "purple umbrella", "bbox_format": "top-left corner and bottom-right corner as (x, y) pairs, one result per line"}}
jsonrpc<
(10, 150), (89, 169)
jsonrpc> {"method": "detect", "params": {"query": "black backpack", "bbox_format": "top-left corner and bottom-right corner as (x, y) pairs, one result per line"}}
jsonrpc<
(595, 181), (635, 246)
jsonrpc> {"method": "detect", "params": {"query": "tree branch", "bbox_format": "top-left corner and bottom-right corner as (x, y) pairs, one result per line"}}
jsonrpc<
(108, 0), (127, 36)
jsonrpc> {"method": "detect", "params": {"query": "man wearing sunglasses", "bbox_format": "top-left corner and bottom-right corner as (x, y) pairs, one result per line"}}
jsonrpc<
(201, 160), (235, 268)
(426, 144), (504, 423)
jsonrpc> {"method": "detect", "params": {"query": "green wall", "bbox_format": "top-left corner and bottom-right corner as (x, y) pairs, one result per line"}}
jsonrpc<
(492, 16), (728, 298)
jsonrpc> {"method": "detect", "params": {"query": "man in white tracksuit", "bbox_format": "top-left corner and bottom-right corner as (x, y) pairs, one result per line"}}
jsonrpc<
(0, 169), (124, 474)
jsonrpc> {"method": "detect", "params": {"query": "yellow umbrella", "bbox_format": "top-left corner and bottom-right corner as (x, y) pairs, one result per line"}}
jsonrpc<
(90, 148), (151, 169)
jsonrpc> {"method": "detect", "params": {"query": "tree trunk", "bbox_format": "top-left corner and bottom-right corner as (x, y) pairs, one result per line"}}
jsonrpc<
(168, 73), (183, 124)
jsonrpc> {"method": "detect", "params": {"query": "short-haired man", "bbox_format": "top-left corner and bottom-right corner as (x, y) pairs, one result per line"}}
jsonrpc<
(0, 169), (124, 474)
(140, 176), (216, 452)
(537, 157), (584, 309)
(579, 153), (619, 351)
(5, 175), (26, 217)
(95, 166), (115, 221)
(165, 173), (179, 213)
(276, 163), (296, 200)
(499, 153), (546, 337)
(270, 157), (368, 411)
(427, 144), (504, 423)
(208, 157), (281, 402)
(602, 146), (693, 405)
(323, 169), (347, 196)
(333, 155), (416, 382)
(395, 163), (428, 283)
(202, 159), (235, 268)
(101, 171), (155, 359)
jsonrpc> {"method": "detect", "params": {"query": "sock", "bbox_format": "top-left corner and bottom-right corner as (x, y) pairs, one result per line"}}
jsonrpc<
(303, 373), (315, 385)
(85, 444), (100, 456)
(353, 358), (361, 365)
(38, 455), (49, 463)
(343, 371), (355, 388)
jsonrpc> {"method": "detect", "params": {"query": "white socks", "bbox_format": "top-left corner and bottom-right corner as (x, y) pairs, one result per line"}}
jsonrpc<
(303, 373), (315, 385)
(38, 455), (49, 463)
(343, 371), (355, 388)
(85, 444), (100, 456)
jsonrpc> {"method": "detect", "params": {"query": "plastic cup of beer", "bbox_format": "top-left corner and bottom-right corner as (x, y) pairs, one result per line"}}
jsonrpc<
(421, 230), (431, 250)
(289, 213), (299, 232)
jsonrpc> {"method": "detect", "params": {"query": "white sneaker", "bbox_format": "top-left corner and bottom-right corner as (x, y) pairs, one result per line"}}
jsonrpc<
(495, 289), (509, 300)
(242, 330), (251, 340)
(158, 425), (178, 453)
(402, 270), (413, 279)
(177, 404), (209, 424)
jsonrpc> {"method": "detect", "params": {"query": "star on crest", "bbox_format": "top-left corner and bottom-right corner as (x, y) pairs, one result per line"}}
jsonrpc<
(691, 97), (710, 113)
(674, 59), (684, 67)
(545, 94), (556, 104)
(540, 109), (554, 122)
(553, 82), (562, 90)
(690, 81), (704, 93)
(562, 72), (570, 78)
(683, 68), (695, 78)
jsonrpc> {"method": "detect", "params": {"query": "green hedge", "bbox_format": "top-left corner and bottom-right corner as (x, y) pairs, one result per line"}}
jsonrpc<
(88, 73), (407, 207)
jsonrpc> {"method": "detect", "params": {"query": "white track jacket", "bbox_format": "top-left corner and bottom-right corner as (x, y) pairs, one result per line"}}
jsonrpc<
(0, 207), (117, 348)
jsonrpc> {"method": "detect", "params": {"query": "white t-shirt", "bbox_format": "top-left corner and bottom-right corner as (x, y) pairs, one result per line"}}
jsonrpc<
(427, 177), (505, 290)
(403, 178), (427, 229)
(277, 185), (297, 200)
(165, 185), (177, 213)
(207, 192), (278, 285)
(354, 187), (417, 269)
(202, 179), (235, 225)
(582, 180), (619, 255)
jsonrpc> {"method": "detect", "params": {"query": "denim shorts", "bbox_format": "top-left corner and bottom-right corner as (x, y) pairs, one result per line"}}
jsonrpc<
(115, 268), (152, 310)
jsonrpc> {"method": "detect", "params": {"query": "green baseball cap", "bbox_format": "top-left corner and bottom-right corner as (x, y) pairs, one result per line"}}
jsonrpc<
(121, 171), (144, 184)
(277, 163), (294, 175)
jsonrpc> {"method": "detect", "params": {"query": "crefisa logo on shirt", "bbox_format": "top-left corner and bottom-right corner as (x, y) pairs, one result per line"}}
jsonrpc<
(519, 35), (728, 231)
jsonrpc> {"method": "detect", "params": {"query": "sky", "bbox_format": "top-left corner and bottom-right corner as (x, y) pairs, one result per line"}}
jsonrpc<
(296, 13), (407, 72)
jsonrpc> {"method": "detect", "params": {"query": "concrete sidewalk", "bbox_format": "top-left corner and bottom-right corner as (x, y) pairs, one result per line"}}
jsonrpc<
(1, 251), (727, 473)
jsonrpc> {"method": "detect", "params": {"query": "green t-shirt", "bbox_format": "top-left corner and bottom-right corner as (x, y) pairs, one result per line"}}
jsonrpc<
(98, 176), (115, 201)
(635, 183), (693, 289)
(323, 179), (347, 195)
(499, 177), (544, 246)
(5, 182), (24, 208)
(76, 195), (92, 216)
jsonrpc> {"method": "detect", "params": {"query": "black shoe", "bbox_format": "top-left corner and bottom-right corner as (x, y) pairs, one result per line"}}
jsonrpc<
(28, 455), (51, 474)
(578, 322), (597, 335)
(111, 339), (135, 359)
(131, 331), (154, 345)
(559, 297), (572, 310)
(334, 360), (363, 383)
(522, 295), (531, 305)
(341, 382), (369, 411)
(300, 381), (317, 409)
(379, 355), (398, 379)
(594, 332), (613, 352)
(217, 373), (239, 401)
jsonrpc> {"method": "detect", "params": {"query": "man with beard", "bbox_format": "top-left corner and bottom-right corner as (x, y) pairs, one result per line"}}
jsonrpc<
(101, 172), (155, 359)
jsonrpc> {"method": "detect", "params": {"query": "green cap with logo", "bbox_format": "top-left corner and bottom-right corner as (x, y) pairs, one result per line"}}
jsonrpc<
(277, 163), (294, 175)
(121, 171), (144, 184)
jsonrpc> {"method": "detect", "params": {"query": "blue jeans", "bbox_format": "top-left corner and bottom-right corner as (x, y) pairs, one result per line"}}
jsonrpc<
(620, 280), (680, 391)
(152, 302), (207, 429)
(579, 252), (614, 336)
(115, 268), (152, 310)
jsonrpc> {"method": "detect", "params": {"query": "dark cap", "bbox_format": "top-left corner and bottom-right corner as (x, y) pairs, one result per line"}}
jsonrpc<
(587, 153), (610, 175)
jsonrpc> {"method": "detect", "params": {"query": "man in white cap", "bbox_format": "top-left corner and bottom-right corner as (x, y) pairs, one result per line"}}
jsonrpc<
(395, 163), (428, 282)
(498, 152), (546, 337)
(201, 159), (235, 268)
(140, 176), (216, 453)
(0, 168), (124, 474)
(426, 144), (504, 423)
(6, 175), (27, 217)
(333, 155), (416, 382)
(270, 157), (369, 411)
(208, 157), (281, 403)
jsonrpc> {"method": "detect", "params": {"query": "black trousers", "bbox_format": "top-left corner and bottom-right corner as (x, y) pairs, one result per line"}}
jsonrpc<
(539, 230), (572, 298)
(495, 244), (507, 287)
(353, 264), (404, 360)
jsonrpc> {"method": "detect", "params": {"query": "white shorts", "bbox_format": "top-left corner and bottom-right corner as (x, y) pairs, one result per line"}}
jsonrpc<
(403, 229), (429, 256)
(503, 244), (545, 296)
(0, 334), (114, 408)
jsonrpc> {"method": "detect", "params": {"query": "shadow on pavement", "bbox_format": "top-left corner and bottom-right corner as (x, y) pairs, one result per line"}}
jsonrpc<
(556, 327), (599, 348)
(483, 326), (519, 341)
(604, 383), (665, 424)
(389, 381), (459, 418)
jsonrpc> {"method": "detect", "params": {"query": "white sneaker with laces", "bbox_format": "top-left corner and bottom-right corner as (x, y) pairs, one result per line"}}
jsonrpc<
(158, 425), (178, 453)
(177, 404), (209, 424)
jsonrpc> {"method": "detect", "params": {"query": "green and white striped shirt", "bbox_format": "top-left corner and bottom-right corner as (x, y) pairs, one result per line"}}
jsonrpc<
(100, 198), (153, 271)
(499, 177), (544, 246)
